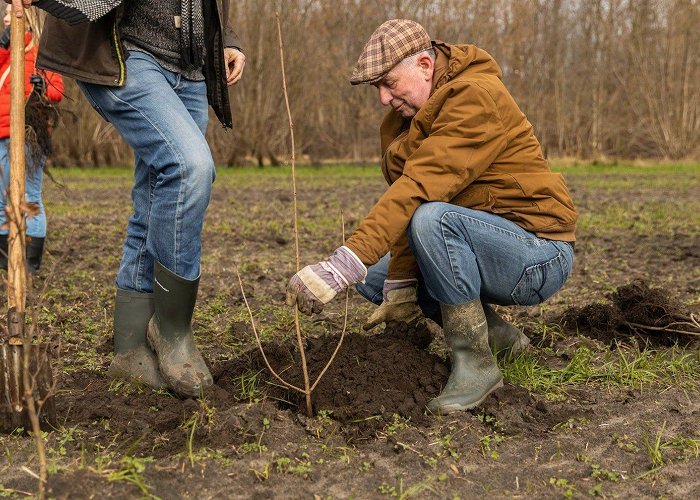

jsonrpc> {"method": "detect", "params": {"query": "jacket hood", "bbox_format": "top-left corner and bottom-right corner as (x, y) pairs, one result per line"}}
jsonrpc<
(432, 41), (503, 90)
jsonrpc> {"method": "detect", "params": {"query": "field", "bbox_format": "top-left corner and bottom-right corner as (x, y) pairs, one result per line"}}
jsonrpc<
(1, 163), (699, 498)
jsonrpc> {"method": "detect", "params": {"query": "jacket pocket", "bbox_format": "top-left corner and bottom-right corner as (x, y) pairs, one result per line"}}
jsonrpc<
(510, 250), (570, 306)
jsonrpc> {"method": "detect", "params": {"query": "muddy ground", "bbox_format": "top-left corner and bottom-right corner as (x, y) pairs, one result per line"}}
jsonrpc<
(1, 164), (699, 499)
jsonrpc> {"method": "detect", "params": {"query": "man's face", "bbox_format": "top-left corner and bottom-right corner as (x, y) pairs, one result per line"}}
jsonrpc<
(374, 53), (434, 118)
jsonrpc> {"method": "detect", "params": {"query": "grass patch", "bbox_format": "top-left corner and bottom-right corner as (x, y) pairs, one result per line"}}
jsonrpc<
(501, 341), (700, 399)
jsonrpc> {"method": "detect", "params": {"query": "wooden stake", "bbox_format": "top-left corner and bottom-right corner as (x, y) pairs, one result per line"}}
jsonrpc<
(0, 12), (55, 498)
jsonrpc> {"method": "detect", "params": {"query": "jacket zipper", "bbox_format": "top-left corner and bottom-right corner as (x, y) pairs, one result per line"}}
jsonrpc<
(111, 20), (125, 85)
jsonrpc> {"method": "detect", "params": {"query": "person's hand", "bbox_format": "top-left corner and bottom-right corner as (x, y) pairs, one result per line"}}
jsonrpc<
(286, 246), (366, 315)
(223, 47), (245, 85)
(7, 0), (35, 19)
(29, 73), (44, 94)
(363, 280), (424, 330)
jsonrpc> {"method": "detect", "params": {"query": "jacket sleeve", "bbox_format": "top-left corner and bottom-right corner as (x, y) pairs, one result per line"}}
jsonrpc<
(0, 48), (9, 69)
(386, 234), (420, 281)
(43, 71), (64, 103)
(224, 26), (243, 51)
(345, 83), (508, 268)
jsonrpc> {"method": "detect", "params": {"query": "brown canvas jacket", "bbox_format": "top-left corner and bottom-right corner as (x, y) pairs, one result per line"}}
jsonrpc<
(35, 0), (241, 127)
(345, 42), (578, 280)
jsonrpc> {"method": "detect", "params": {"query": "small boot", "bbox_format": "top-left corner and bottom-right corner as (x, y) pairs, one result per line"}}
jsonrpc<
(483, 302), (530, 359)
(26, 237), (45, 273)
(109, 289), (165, 388)
(0, 234), (6, 270)
(427, 300), (503, 414)
(147, 260), (212, 397)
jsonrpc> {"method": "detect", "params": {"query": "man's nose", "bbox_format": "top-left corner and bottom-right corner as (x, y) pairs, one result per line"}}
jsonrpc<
(378, 86), (393, 106)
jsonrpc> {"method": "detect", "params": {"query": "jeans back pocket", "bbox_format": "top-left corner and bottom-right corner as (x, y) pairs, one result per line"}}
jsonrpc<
(510, 251), (570, 306)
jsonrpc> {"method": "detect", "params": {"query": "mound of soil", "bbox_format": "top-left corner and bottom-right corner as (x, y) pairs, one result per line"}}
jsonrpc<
(216, 322), (447, 436)
(560, 280), (696, 346)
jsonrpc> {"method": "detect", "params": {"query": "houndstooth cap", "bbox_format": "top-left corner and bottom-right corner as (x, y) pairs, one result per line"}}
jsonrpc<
(350, 19), (432, 85)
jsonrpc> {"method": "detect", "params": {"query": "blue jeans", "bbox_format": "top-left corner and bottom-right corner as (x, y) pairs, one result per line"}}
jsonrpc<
(356, 203), (574, 317)
(78, 51), (214, 292)
(0, 139), (46, 238)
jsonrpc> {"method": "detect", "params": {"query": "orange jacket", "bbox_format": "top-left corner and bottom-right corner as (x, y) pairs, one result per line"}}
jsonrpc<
(345, 43), (578, 280)
(0, 32), (64, 139)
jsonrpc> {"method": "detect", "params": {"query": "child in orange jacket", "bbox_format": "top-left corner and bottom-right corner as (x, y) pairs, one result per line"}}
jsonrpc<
(0, 5), (64, 272)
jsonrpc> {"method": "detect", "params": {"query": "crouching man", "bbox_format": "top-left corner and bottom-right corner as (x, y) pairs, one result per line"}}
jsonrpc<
(286, 19), (577, 414)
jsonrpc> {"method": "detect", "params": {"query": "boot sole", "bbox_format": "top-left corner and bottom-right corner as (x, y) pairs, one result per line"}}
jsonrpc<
(429, 379), (504, 415)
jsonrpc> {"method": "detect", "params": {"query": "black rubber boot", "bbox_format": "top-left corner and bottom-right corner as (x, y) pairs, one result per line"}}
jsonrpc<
(147, 260), (212, 397)
(26, 236), (45, 273)
(108, 289), (165, 389)
(482, 302), (530, 359)
(0, 234), (6, 270)
(427, 300), (503, 414)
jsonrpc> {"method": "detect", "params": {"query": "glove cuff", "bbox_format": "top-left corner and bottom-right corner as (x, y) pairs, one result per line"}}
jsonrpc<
(326, 246), (367, 287)
(382, 278), (418, 301)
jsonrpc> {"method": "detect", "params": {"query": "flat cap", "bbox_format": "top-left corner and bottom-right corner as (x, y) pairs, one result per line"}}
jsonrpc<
(350, 19), (432, 85)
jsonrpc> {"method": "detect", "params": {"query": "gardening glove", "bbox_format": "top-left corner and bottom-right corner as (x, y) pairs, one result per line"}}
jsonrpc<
(0, 27), (10, 49)
(29, 74), (45, 95)
(286, 245), (367, 315)
(363, 279), (424, 330)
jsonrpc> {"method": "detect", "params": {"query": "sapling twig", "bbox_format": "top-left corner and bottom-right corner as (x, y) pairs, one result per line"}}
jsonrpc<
(234, 14), (351, 418)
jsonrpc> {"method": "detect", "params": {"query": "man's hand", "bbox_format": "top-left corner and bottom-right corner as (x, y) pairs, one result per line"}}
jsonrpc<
(363, 280), (424, 330)
(29, 74), (45, 94)
(7, 0), (35, 19)
(224, 47), (245, 85)
(286, 246), (366, 315)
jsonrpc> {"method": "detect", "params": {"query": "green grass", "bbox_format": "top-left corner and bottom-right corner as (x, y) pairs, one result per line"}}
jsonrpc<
(501, 342), (700, 400)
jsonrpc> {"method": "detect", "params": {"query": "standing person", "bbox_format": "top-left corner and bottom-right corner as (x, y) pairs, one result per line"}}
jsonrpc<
(0, 5), (63, 273)
(287, 20), (577, 414)
(26, 0), (246, 397)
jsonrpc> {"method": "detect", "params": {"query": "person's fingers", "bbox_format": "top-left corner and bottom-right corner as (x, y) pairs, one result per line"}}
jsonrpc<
(229, 58), (245, 85)
(363, 306), (386, 330)
(225, 50), (246, 85)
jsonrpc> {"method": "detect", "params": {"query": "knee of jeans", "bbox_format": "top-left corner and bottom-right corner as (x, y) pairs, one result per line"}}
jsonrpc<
(408, 202), (450, 249)
(182, 148), (215, 190)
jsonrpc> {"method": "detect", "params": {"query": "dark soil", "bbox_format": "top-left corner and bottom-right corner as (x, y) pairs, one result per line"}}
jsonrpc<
(1, 166), (699, 499)
(220, 322), (445, 435)
(561, 279), (698, 346)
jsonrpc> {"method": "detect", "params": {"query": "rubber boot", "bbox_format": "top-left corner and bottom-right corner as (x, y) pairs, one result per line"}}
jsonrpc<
(108, 289), (165, 389)
(0, 234), (6, 270)
(26, 237), (45, 274)
(483, 302), (530, 359)
(427, 300), (503, 414)
(147, 260), (212, 397)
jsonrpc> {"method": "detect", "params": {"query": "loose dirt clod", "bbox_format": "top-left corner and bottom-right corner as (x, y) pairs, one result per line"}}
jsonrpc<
(560, 280), (697, 346)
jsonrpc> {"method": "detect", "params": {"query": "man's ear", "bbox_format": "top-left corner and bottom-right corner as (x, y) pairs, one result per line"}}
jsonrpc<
(417, 53), (434, 81)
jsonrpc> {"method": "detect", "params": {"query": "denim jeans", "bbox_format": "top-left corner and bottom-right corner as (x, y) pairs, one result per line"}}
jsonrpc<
(0, 139), (46, 237)
(356, 203), (574, 315)
(78, 50), (215, 292)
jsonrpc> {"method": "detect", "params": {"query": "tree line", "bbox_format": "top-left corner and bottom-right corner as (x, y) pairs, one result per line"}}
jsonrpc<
(46, 0), (700, 166)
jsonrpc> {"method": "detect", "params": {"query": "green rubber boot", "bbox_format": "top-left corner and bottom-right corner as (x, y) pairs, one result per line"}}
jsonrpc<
(108, 289), (165, 389)
(427, 300), (503, 414)
(26, 237), (45, 274)
(147, 261), (212, 397)
(483, 302), (530, 359)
